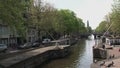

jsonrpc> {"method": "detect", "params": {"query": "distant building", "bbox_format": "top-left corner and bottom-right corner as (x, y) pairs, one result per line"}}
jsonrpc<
(86, 20), (91, 33)
(87, 20), (89, 28)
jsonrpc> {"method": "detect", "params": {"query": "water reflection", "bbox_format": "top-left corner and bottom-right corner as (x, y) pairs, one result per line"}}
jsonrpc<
(40, 35), (94, 68)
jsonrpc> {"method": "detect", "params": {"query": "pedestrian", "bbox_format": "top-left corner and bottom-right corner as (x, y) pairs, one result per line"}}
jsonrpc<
(109, 55), (112, 59)
(112, 54), (115, 58)
(102, 44), (105, 49)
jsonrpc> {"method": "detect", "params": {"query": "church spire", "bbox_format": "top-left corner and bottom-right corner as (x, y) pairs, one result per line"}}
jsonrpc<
(87, 20), (89, 28)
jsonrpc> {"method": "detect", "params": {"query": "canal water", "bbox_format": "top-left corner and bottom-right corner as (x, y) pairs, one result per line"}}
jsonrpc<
(41, 35), (95, 68)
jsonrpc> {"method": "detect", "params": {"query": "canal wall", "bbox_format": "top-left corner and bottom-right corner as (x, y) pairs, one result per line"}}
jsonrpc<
(93, 48), (107, 59)
(0, 45), (70, 68)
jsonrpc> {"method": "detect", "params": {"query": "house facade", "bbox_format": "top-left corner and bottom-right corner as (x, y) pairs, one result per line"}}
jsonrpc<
(0, 24), (38, 48)
(26, 27), (38, 43)
(106, 37), (120, 45)
(0, 24), (16, 46)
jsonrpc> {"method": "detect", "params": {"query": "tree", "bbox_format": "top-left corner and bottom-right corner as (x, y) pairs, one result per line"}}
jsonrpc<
(0, 0), (33, 37)
(56, 9), (79, 35)
(110, 0), (120, 34)
(0, 0), (90, 40)
(77, 18), (87, 33)
(95, 21), (108, 33)
(33, 1), (58, 39)
(95, 0), (120, 35)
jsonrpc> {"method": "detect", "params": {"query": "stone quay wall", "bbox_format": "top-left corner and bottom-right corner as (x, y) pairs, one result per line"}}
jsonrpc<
(93, 48), (107, 59)
(0, 45), (70, 68)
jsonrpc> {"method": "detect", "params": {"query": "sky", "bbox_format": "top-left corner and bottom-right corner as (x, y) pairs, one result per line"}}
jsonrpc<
(43, 0), (113, 29)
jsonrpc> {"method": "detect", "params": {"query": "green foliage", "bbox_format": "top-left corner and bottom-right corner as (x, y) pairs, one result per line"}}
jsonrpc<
(57, 9), (77, 34)
(77, 18), (87, 33)
(96, 0), (120, 35)
(110, 0), (120, 34)
(95, 21), (108, 33)
(0, 0), (90, 39)
(52, 9), (87, 35)
(0, 0), (32, 37)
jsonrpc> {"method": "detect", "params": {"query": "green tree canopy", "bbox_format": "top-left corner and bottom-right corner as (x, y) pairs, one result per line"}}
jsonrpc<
(95, 21), (108, 33)
(0, 0), (90, 40)
(0, 0), (33, 37)
(96, 0), (120, 35)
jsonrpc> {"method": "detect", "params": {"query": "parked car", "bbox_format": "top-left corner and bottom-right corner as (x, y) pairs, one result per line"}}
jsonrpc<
(32, 42), (40, 47)
(42, 38), (51, 44)
(18, 42), (32, 49)
(0, 44), (7, 53)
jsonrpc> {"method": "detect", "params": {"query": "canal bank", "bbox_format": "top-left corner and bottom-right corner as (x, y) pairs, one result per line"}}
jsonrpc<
(0, 45), (70, 68)
(91, 46), (120, 68)
(40, 35), (94, 68)
(91, 36), (120, 68)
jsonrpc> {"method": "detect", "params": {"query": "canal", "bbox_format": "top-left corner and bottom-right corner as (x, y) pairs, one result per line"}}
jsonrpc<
(40, 35), (94, 68)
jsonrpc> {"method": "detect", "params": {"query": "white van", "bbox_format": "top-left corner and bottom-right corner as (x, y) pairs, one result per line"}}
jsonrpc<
(42, 38), (51, 44)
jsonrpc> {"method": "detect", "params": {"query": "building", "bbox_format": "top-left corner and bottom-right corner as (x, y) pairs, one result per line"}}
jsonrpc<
(106, 37), (120, 45)
(87, 20), (89, 28)
(0, 24), (17, 47)
(0, 24), (38, 48)
(26, 27), (38, 43)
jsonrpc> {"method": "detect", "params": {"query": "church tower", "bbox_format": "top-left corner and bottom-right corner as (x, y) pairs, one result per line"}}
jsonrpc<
(87, 20), (89, 28)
